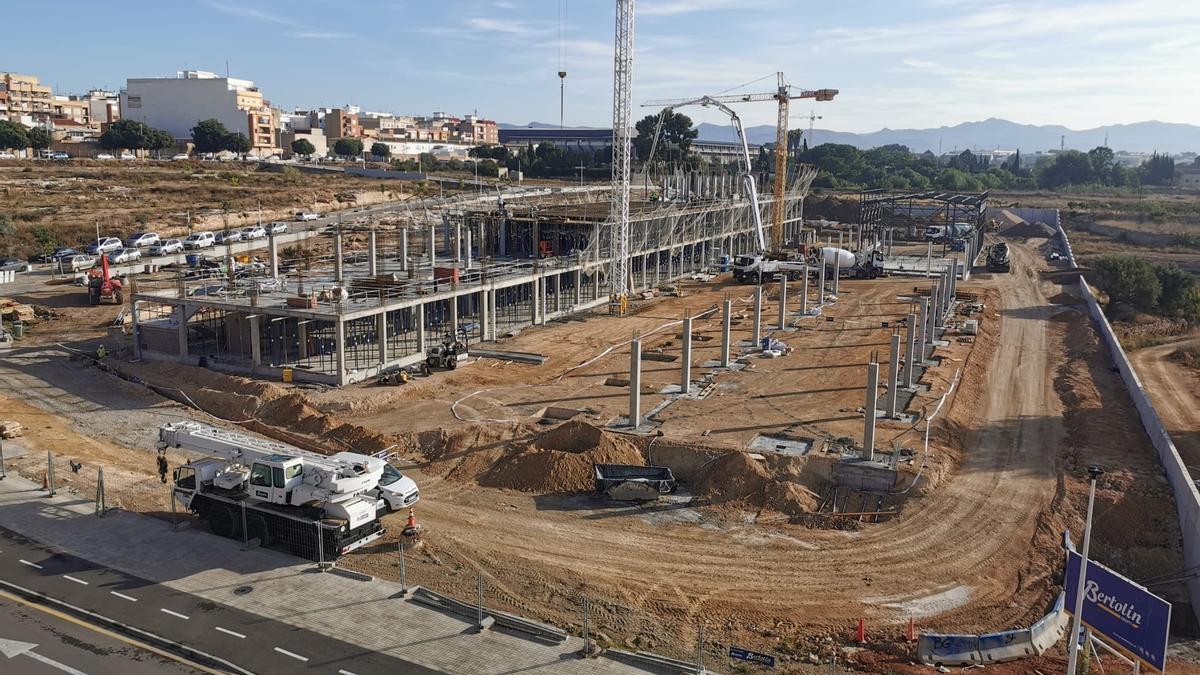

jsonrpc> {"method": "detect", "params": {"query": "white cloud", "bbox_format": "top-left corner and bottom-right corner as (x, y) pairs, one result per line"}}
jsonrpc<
(207, 2), (298, 26)
(640, 0), (777, 17)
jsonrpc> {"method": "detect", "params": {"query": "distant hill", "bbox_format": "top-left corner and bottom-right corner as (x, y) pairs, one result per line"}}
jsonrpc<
(694, 118), (1200, 154)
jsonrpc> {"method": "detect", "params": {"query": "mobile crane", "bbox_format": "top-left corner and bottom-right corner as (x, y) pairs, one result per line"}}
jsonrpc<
(159, 421), (419, 560)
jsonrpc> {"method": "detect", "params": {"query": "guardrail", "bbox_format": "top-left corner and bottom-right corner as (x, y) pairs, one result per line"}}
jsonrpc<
(917, 592), (1068, 667)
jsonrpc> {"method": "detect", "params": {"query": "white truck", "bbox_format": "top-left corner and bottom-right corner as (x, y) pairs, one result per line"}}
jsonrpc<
(731, 253), (809, 284)
(159, 421), (419, 560)
(814, 246), (886, 279)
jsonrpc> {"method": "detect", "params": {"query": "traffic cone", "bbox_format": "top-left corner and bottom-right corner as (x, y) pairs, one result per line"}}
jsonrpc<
(406, 509), (417, 529)
(906, 617), (916, 642)
(855, 618), (866, 644)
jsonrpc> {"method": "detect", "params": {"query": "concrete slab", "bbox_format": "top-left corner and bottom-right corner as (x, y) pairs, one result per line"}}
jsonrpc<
(747, 435), (812, 457)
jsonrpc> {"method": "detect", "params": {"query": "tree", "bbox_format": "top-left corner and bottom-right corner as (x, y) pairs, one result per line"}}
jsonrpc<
(100, 119), (153, 152)
(191, 119), (231, 154)
(148, 129), (175, 157)
(28, 127), (51, 152)
(1087, 146), (1114, 178)
(0, 120), (29, 151)
(291, 138), (316, 157)
(370, 142), (390, 159)
(1037, 150), (1093, 188)
(1092, 255), (1161, 312)
(223, 132), (251, 155)
(1139, 152), (1175, 186)
(1153, 263), (1199, 318)
(333, 137), (364, 158)
(632, 111), (697, 162)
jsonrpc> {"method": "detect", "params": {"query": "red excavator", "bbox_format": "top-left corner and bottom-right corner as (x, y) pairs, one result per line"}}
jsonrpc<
(87, 254), (124, 305)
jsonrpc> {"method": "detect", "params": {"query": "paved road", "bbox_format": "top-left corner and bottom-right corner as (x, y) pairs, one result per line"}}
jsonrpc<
(0, 526), (437, 675)
(0, 595), (202, 674)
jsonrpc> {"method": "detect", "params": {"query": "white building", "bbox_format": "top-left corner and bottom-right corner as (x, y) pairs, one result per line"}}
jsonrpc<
(119, 70), (277, 153)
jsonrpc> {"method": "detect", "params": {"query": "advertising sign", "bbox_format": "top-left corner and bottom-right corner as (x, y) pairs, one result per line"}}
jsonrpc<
(1065, 550), (1171, 672)
(729, 646), (775, 668)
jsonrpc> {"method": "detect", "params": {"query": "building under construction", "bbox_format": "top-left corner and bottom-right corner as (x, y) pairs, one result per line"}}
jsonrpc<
(131, 175), (813, 386)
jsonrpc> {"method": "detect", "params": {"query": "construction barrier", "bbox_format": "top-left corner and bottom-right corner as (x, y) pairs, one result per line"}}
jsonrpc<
(917, 634), (983, 666)
(1056, 220), (1200, 627)
(0, 270), (14, 284)
(1029, 592), (1070, 653)
(978, 629), (1037, 663)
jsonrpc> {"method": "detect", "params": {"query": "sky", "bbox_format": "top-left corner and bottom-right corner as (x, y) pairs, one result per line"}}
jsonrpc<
(4, 0), (1200, 133)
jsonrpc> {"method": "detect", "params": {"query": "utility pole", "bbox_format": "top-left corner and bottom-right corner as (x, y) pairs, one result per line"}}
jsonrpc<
(1066, 466), (1106, 675)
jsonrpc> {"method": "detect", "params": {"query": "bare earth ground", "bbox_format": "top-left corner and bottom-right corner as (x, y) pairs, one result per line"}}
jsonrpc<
(1130, 332), (1200, 475)
(0, 236), (1192, 671)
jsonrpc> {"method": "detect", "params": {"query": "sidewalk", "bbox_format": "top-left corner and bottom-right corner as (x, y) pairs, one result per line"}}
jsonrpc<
(0, 473), (662, 674)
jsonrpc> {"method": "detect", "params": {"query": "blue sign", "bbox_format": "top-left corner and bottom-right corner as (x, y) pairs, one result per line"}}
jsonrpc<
(1065, 550), (1171, 672)
(729, 646), (776, 668)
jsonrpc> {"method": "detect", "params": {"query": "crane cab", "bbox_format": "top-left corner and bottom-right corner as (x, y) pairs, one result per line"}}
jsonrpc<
(248, 454), (305, 505)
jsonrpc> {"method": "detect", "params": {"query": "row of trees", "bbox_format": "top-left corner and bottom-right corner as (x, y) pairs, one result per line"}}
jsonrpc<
(1092, 255), (1200, 320)
(98, 119), (175, 154)
(191, 119), (251, 155)
(0, 119), (55, 152)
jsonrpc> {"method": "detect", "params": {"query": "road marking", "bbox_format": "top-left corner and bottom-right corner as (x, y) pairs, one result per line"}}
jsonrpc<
(18, 559), (43, 570)
(0, 638), (90, 675)
(273, 647), (308, 662)
(110, 591), (137, 602)
(214, 626), (246, 639)
(338, 670), (360, 675)
(62, 575), (88, 586)
(160, 608), (189, 620)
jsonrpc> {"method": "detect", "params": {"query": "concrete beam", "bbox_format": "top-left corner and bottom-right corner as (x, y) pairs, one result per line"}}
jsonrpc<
(863, 361), (878, 460)
(886, 332), (900, 417)
(334, 232), (344, 283)
(721, 299), (732, 368)
(629, 337), (642, 427)
(801, 265), (809, 315)
(903, 311), (916, 388)
(681, 315), (692, 393)
(778, 277), (788, 330)
(918, 298), (929, 364)
(367, 230), (378, 277)
(752, 286), (762, 346)
(400, 229), (408, 272)
(268, 234), (279, 279)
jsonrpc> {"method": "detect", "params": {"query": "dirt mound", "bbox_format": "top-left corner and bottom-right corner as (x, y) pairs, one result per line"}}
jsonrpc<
(1169, 345), (1200, 372)
(1002, 219), (1056, 239)
(693, 452), (817, 516)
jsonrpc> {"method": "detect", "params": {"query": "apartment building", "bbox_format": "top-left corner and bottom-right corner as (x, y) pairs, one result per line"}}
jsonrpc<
(457, 114), (499, 145)
(0, 72), (53, 123)
(120, 70), (278, 153)
(51, 95), (90, 127)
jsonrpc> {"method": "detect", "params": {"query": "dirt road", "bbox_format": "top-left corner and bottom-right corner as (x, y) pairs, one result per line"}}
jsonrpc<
(1130, 334), (1200, 474)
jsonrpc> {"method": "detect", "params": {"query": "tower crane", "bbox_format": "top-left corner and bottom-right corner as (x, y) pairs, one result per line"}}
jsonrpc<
(644, 75), (837, 253)
(609, 0), (635, 312)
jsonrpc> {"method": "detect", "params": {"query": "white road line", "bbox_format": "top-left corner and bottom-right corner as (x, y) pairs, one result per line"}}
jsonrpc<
(18, 559), (43, 570)
(214, 626), (246, 639)
(338, 670), (360, 675)
(62, 575), (89, 586)
(160, 608), (189, 620)
(110, 591), (138, 602)
(273, 647), (309, 662)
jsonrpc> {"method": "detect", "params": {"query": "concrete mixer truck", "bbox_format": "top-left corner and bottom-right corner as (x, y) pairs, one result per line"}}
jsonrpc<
(812, 246), (886, 279)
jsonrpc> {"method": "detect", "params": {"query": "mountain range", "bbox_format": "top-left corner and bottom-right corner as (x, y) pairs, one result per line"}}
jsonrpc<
(692, 118), (1200, 155)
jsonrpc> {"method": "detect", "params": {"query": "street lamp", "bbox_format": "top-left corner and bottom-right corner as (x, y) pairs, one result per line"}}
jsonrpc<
(1066, 465), (1105, 675)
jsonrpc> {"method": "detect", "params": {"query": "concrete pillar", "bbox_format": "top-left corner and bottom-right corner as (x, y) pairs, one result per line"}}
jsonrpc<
(367, 230), (378, 277)
(176, 305), (188, 357)
(903, 311), (916, 388)
(818, 262), (826, 299)
(400, 229), (409, 271)
(886, 332), (900, 417)
(455, 222), (462, 262)
(918, 299), (929, 364)
(935, 278), (946, 329)
(465, 229), (473, 269)
(531, 219), (540, 259)
(752, 286), (762, 346)
(629, 337), (642, 428)
(926, 241), (933, 278)
(268, 234), (279, 278)
(131, 300), (142, 360)
(488, 290), (497, 341)
(778, 277), (788, 330)
(838, 231), (843, 249)
(801, 265), (809, 314)
(573, 269), (582, 307)
(530, 278), (540, 325)
(832, 255), (840, 295)
(863, 361), (878, 461)
(298, 320), (309, 359)
(721, 299), (732, 368)
(334, 318), (347, 384)
(479, 290), (489, 341)
(428, 225), (436, 271)
(333, 232), (344, 283)
(539, 276), (548, 324)
(416, 303), (426, 354)
(681, 315), (692, 393)
(450, 297), (459, 338)
(553, 273), (561, 314)
(249, 315), (262, 367)
(377, 312), (388, 364)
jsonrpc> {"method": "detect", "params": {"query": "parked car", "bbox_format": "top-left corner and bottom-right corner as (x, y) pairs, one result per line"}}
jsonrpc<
(171, 153), (189, 161)
(96, 153), (115, 160)
(50, 152), (70, 161)
(41, 247), (79, 263)
(241, 225), (267, 240)
(268, 222), (289, 235)
(118, 152), (136, 160)
(108, 248), (142, 265)
(85, 237), (124, 255)
(0, 152), (15, 160)
(214, 229), (243, 244)
(125, 232), (160, 248)
(183, 231), (216, 250)
(59, 254), (96, 274)
(295, 211), (319, 222)
(149, 238), (184, 256)
(0, 257), (32, 273)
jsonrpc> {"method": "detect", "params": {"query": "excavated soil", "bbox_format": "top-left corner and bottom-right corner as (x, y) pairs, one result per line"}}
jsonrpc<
(693, 452), (819, 516)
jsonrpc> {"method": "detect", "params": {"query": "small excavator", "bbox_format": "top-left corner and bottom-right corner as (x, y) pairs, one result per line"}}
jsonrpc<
(87, 254), (124, 305)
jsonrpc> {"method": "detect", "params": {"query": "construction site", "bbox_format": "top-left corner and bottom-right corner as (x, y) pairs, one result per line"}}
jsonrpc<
(1, 4), (1199, 675)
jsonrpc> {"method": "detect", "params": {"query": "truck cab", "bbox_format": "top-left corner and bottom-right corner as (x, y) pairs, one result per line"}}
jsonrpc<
(248, 454), (306, 505)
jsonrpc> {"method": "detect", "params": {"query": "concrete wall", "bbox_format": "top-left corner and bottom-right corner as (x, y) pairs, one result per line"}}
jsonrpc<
(1056, 218), (1200, 625)
(121, 77), (245, 141)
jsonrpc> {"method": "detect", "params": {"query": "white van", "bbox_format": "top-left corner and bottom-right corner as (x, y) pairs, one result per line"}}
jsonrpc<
(183, 231), (216, 250)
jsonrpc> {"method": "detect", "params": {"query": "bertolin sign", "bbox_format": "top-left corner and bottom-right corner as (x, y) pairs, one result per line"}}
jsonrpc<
(1066, 550), (1171, 672)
